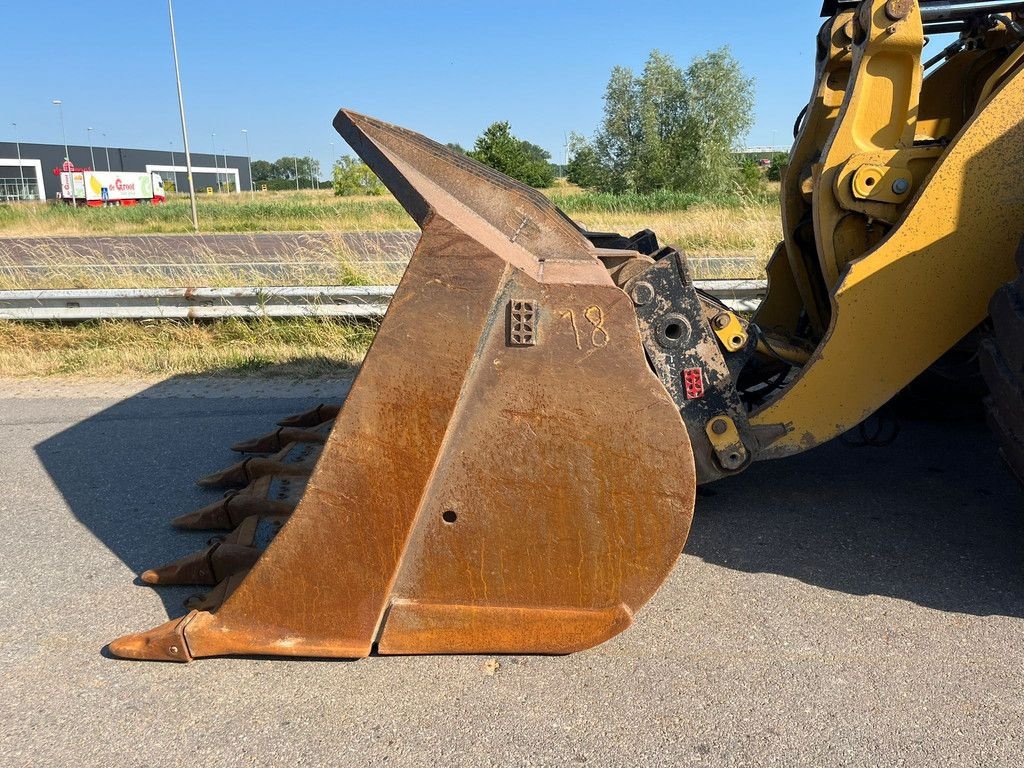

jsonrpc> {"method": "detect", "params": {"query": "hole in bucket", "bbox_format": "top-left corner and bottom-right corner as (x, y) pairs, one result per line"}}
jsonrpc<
(442, 510), (458, 524)
(665, 323), (683, 340)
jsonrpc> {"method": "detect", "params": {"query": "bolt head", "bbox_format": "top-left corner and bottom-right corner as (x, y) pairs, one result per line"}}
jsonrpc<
(714, 314), (731, 330)
(630, 282), (655, 307)
(892, 178), (910, 195)
(885, 0), (913, 21)
(711, 418), (729, 435)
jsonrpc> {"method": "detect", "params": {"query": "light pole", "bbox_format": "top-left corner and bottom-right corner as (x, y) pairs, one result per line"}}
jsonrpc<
(52, 99), (70, 164)
(293, 156), (299, 191)
(168, 0), (198, 230)
(52, 99), (72, 200)
(308, 149), (314, 189)
(211, 132), (219, 192)
(242, 129), (254, 199)
(102, 133), (111, 171)
(11, 123), (27, 200)
(169, 142), (179, 193)
(86, 127), (96, 170)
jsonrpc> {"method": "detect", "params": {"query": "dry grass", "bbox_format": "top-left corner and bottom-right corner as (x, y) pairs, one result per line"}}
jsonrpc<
(0, 317), (375, 378)
(572, 203), (781, 278)
(0, 230), (413, 290)
(0, 190), (415, 237)
(0, 186), (783, 378)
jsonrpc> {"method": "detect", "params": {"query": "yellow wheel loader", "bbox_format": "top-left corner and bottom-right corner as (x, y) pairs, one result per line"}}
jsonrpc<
(110, 0), (1024, 662)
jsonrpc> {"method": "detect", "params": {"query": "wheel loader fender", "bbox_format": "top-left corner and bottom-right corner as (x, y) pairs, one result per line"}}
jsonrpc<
(108, 110), (697, 662)
(751, 63), (1024, 458)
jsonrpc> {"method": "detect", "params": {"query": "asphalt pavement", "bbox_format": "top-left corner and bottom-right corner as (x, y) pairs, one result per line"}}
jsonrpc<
(1, 377), (1022, 767)
(0, 231), (420, 283)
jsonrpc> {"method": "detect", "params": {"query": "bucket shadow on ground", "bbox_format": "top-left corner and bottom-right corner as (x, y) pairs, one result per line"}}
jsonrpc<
(34, 369), (351, 617)
(34, 372), (1024, 623)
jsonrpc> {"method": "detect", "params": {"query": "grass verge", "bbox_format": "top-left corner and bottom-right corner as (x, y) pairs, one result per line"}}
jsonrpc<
(0, 187), (782, 377)
(0, 191), (414, 237)
(0, 318), (375, 378)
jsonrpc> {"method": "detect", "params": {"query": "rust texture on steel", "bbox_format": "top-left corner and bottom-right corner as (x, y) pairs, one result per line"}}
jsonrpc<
(108, 110), (697, 662)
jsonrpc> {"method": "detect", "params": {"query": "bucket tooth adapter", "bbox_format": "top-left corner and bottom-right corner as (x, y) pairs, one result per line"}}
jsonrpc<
(140, 514), (285, 586)
(196, 441), (322, 489)
(230, 420), (334, 454)
(108, 109), (697, 662)
(277, 403), (342, 429)
(171, 476), (307, 530)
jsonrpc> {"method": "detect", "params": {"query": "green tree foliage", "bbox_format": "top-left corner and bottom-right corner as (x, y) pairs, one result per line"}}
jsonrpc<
(566, 133), (607, 189)
(468, 122), (556, 188)
(766, 152), (789, 183)
(333, 156), (386, 196)
(446, 142), (468, 155)
(250, 159), (275, 182)
(250, 156), (319, 187)
(737, 159), (763, 194)
(574, 48), (755, 196)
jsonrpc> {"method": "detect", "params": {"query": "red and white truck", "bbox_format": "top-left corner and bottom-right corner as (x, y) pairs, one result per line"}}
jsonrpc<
(56, 167), (166, 206)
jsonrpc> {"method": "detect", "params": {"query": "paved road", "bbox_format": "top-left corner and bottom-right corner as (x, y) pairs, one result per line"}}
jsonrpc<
(0, 231), (764, 283)
(1, 378), (1022, 766)
(0, 231), (421, 282)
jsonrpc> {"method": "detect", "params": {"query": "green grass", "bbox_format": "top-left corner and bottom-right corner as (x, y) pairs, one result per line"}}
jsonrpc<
(0, 317), (376, 378)
(551, 187), (776, 215)
(0, 186), (784, 378)
(0, 191), (414, 236)
(0, 186), (781, 237)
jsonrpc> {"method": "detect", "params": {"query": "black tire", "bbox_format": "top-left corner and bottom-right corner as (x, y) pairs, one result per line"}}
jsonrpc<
(981, 237), (1024, 486)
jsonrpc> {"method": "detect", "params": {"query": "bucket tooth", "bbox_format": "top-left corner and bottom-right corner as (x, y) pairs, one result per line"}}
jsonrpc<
(109, 110), (696, 662)
(277, 403), (342, 428)
(142, 515), (284, 586)
(172, 476), (307, 530)
(231, 421), (334, 454)
(197, 443), (322, 488)
(141, 542), (263, 586)
(108, 615), (195, 663)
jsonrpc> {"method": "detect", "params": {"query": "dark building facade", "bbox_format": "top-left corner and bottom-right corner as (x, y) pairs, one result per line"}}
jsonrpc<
(0, 142), (251, 201)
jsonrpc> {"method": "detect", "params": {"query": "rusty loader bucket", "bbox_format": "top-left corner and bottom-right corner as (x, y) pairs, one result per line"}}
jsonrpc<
(108, 111), (697, 662)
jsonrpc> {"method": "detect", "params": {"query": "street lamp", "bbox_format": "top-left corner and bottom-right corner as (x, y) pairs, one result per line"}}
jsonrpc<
(52, 99), (72, 200)
(211, 132), (219, 192)
(52, 99), (70, 164)
(167, 0), (198, 230)
(101, 133), (111, 171)
(242, 129), (254, 199)
(294, 156), (299, 192)
(86, 127), (96, 170)
(11, 123), (27, 200)
(169, 141), (180, 193)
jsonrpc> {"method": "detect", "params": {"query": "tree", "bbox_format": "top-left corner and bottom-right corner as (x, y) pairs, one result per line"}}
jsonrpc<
(446, 142), (468, 155)
(573, 48), (755, 195)
(566, 133), (607, 189)
(468, 122), (556, 188)
(766, 152), (789, 183)
(250, 160), (275, 182)
(333, 156), (386, 196)
(674, 48), (756, 195)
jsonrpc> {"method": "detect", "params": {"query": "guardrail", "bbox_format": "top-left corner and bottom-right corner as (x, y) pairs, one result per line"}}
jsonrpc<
(0, 280), (767, 321)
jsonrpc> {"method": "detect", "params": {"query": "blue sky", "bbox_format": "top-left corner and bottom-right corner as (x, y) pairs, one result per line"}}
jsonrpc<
(4, 2), (826, 171)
